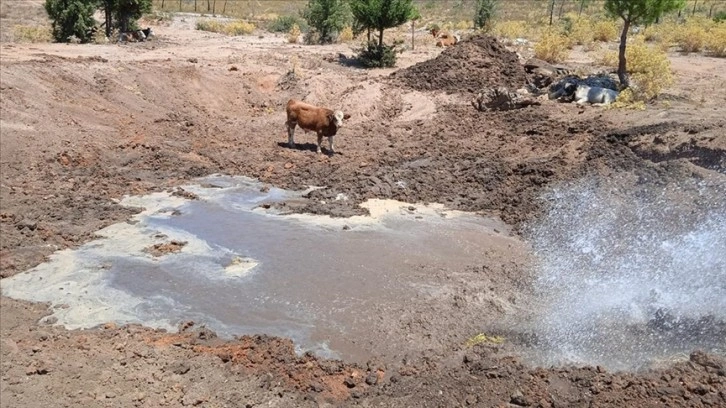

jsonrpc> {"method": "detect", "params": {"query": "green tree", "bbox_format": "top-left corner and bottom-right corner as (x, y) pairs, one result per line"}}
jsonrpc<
(350, 0), (418, 47)
(301, 0), (349, 44)
(111, 0), (153, 33)
(474, 0), (496, 31)
(604, 0), (686, 86)
(44, 0), (97, 43)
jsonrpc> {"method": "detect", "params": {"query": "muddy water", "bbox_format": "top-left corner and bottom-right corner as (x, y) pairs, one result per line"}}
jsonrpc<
(1, 175), (516, 362)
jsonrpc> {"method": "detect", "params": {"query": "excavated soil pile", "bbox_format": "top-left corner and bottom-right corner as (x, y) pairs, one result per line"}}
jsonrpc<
(391, 34), (527, 93)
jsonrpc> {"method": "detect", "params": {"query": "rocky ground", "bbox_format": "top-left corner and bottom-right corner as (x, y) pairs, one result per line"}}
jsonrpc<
(1, 7), (725, 408)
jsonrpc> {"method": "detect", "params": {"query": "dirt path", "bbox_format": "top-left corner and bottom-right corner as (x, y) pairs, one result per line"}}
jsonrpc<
(1, 12), (725, 408)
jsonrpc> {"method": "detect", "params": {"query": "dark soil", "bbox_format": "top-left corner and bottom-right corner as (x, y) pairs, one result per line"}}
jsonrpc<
(391, 34), (529, 93)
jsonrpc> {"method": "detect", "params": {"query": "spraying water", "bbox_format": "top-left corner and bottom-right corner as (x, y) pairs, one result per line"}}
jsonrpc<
(523, 177), (726, 371)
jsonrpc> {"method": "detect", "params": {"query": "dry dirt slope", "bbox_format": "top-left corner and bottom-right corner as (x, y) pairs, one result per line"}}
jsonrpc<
(1, 12), (726, 408)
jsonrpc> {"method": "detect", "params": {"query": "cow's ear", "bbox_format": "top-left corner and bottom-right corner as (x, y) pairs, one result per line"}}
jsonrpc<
(328, 112), (335, 122)
(343, 114), (351, 120)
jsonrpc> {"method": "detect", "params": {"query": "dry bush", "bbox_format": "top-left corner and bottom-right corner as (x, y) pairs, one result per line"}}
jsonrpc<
(609, 88), (646, 110)
(455, 20), (473, 30)
(225, 20), (255, 35)
(676, 24), (707, 53)
(339, 26), (354, 42)
(12, 25), (52, 42)
(196, 19), (255, 36)
(492, 20), (528, 39)
(565, 14), (594, 46)
(599, 38), (673, 100)
(592, 19), (618, 42)
(705, 22), (726, 57)
(534, 28), (571, 63)
(287, 23), (301, 43)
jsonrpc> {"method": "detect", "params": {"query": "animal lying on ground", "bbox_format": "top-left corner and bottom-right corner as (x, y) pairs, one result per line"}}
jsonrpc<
(119, 28), (153, 42)
(574, 84), (619, 106)
(548, 75), (620, 105)
(436, 33), (460, 47)
(285, 99), (350, 155)
(430, 28), (460, 47)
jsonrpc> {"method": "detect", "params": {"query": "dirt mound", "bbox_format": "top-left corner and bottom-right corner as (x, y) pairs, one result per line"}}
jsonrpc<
(391, 34), (527, 93)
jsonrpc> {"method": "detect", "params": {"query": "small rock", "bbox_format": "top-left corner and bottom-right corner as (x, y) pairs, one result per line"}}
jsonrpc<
(342, 225), (350, 230)
(229, 66), (238, 71)
(167, 361), (190, 375)
(510, 390), (530, 406)
(40, 316), (58, 325)
(343, 378), (356, 388)
(284, 162), (294, 169)
(365, 373), (378, 386)
(187, 58), (198, 63)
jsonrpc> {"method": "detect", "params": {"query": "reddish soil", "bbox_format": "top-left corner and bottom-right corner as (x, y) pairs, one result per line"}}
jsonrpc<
(1, 8), (725, 408)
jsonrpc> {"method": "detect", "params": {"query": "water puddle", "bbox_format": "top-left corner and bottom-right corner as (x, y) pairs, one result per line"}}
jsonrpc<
(1, 175), (515, 361)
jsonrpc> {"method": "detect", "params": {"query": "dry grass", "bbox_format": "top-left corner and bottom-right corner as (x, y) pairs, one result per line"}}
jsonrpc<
(196, 19), (255, 36)
(339, 26), (354, 43)
(12, 25), (52, 43)
(705, 22), (726, 57)
(491, 20), (529, 40)
(599, 38), (673, 100)
(534, 28), (571, 62)
(287, 24), (301, 44)
(592, 19), (618, 42)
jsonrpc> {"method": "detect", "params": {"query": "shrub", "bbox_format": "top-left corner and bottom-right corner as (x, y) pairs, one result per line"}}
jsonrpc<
(357, 41), (397, 68)
(609, 88), (646, 110)
(534, 28), (571, 63)
(714, 11), (726, 23)
(13, 25), (53, 42)
(196, 20), (255, 36)
(44, 0), (97, 43)
(225, 20), (255, 35)
(592, 19), (618, 42)
(287, 23), (302, 43)
(301, 0), (349, 44)
(705, 22), (726, 57)
(492, 20), (528, 39)
(339, 25), (354, 42)
(676, 23), (707, 53)
(474, 0), (496, 31)
(562, 14), (593, 46)
(600, 38), (673, 100)
(456, 20), (472, 30)
(268, 15), (307, 33)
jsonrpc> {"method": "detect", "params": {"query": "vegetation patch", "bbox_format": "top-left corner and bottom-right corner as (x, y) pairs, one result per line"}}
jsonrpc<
(12, 25), (52, 43)
(196, 19), (255, 36)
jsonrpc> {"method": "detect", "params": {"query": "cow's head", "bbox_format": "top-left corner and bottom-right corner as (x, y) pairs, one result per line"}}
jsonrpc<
(330, 110), (351, 128)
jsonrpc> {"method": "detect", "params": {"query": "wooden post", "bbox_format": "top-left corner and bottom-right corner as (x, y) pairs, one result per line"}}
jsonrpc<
(411, 20), (415, 51)
(223, 0), (227, 14)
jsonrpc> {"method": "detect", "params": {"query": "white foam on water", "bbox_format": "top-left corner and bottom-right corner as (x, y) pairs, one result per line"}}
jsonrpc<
(1, 174), (513, 361)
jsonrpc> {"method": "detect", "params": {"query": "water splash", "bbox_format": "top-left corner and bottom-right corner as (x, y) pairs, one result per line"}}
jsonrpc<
(524, 178), (726, 371)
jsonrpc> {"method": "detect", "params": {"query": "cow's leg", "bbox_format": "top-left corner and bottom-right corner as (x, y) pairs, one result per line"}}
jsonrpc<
(328, 136), (335, 155)
(316, 133), (323, 154)
(287, 122), (296, 148)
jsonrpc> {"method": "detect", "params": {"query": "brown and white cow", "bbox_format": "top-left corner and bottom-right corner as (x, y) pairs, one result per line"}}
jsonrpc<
(435, 32), (460, 47)
(285, 99), (350, 155)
